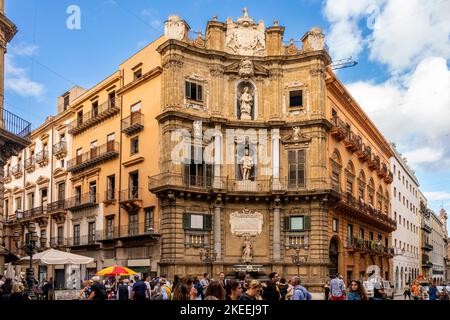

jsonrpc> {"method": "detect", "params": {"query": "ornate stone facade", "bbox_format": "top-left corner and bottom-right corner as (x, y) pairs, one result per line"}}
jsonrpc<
(149, 10), (395, 291)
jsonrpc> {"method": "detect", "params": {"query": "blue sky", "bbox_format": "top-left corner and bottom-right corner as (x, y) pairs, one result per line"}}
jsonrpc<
(5, 0), (450, 229)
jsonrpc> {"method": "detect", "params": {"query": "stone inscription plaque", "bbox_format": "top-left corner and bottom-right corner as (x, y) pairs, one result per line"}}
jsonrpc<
(229, 209), (263, 236)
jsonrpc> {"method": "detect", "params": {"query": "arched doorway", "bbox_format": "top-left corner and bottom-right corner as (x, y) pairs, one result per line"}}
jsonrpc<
(329, 236), (339, 278)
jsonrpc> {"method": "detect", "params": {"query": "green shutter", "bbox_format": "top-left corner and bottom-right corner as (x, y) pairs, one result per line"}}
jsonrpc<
(284, 216), (290, 231)
(183, 213), (191, 229)
(204, 214), (212, 230)
(185, 81), (191, 99)
(304, 215), (311, 230)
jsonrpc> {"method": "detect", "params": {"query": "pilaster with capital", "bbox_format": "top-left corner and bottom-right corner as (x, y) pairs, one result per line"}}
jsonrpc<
(271, 128), (280, 187)
(309, 64), (326, 116)
(272, 196), (282, 262)
(209, 63), (224, 115)
(162, 53), (184, 110)
(213, 194), (223, 261)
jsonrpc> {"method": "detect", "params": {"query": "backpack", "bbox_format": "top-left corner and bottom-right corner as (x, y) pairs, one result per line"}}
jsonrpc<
(95, 284), (107, 300)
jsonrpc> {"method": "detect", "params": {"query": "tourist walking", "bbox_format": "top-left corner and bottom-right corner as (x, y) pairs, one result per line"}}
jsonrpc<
(205, 280), (227, 300)
(262, 272), (281, 301)
(330, 274), (346, 300)
(79, 280), (92, 300)
(225, 280), (243, 300)
(347, 280), (367, 300)
(238, 280), (261, 301)
(428, 281), (438, 300)
(403, 282), (411, 300)
(290, 276), (312, 300)
(117, 279), (130, 301)
(199, 273), (210, 299)
(88, 276), (107, 300)
(323, 281), (330, 300)
(131, 275), (149, 301)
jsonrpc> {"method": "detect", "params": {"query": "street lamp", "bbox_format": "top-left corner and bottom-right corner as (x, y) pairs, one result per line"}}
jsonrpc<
(291, 244), (309, 277)
(12, 222), (47, 298)
(199, 247), (217, 276)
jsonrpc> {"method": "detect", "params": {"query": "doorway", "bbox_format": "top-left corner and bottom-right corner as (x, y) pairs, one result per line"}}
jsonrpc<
(54, 269), (65, 290)
(329, 236), (339, 278)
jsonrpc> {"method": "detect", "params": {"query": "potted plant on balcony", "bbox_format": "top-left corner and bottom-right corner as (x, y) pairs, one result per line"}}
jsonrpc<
(355, 236), (364, 248)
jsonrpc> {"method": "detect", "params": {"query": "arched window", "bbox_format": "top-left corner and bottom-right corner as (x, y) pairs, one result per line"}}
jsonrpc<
(358, 170), (366, 201)
(384, 191), (390, 214)
(368, 178), (375, 206)
(377, 186), (383, 211)
(330, 150), (342, 192)
(345, 161), (355, 195)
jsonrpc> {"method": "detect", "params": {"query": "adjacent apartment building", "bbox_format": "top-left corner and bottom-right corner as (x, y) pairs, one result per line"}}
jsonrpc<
(430, 209), (447, 285)
(390, 146), (420, 293)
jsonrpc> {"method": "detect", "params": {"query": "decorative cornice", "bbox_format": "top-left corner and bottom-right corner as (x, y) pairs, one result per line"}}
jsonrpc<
(122, 156), (145, 168)
(117, 66), (163, 95)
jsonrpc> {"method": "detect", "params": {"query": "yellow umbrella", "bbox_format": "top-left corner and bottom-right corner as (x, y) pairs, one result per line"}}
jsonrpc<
(96, 266), (137, 276)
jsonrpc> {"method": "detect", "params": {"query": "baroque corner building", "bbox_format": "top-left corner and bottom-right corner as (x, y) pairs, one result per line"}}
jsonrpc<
(148, 10), (396, 290)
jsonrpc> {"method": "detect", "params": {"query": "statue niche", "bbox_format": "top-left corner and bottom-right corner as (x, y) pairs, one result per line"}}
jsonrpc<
(237, 81), (255, 120)
(236, 137), (256, 181)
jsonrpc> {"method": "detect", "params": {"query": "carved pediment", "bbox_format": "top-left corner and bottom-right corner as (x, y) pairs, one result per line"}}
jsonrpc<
(13, 186), (23, 194)
(223, 60), (268, 77)
(36, 176), (50, 186)
(53, 167), (67, 179)
(25, 181), (36, 190)
(281, 127), (311, 145)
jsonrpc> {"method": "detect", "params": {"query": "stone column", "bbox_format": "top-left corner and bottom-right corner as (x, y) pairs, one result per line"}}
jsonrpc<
(272, 198), (281, 262)
(213, 195), (223, 261)
(213, 125), (222, 189)
(271, 129), (280, 189)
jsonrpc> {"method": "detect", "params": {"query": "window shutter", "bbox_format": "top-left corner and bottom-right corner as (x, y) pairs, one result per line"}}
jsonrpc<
(204, 214), (212, 230)
(304, 215), (311, 230)
(185, 81), (191, 99)
(197, 84), (203, 101)
(284, 216), (290, 231)
(183, 213), (191, 229)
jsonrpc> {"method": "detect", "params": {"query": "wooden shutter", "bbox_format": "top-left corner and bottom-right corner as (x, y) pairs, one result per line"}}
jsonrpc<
(183, 213), (191, 229)
(284, 216), (290, 231)
(197, 84), (203, 101)
(304, 215), (311, 230)
(204, 214), (212, 231)
(185, 81), (191, 99)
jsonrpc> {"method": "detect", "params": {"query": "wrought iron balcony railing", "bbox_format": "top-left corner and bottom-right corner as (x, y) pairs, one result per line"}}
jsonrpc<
(68, 232), (102, 247)
(52, 141), (67, 158)
(65, 192), (98, 211)
(120, 187), (142, 201)
(105, 189), (116, 202)
(122, 112), (144, 136)
(68, 99), (120, 135)
(67, 141), (119, 173)
(36, 149), (49, 164)
(47, 200), (66, 213)
(24, 156), (35, 170)
(11, 163), (23, 176)
(0, 108), (32, 139)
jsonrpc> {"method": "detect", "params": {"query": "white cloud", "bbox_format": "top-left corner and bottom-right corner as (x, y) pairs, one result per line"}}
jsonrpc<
(141, 8), (162, 31)
(423, 192), (450, 202)
(346, 57), (450, 171)
(11, 43), (39, 56)
(5, 46), (45, 98)
(368, 0), (450, 72)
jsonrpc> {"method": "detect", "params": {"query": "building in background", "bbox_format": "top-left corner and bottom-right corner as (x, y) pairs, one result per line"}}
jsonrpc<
(390, 146), (420, 293)
(0, 0), (31, 275)
(418, 191), (432, 279)
(3, 86), (84, 288)
(148, 10), (396, 290)
(429, 209), (447, 285)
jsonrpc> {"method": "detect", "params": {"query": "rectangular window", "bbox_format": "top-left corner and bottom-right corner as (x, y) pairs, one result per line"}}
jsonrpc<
(288, 150), (306, 189)
(130, 136), (139, 155)
(369, 232), (374, 241)
(27, 192), (35, 210)
(76, 148), (82, 165)
(75, 186), (82, 205)
(63, 94), (70, 111)
(91, 101), (99, 118)
(128, 214), (138, 236)
(134, 68), (142, 80)
(190, 214), (204, 229)
(332, 218), (338, 232)
(107, 175), (115, 200)
(73, 225), (80, 246)
(106, 218), (114, 239)
(77, 110), (83, 125)
(131, 102), (141, 113)
(57, 226), (64, 245)
(88, 222), (96, 243)
(57, 182), (65, 201)
(107, 133), (115, 151)
(289, 90), (303, 108)
(290, 216), (304, 231)
(185, 81), (203, 101)
(359, 228), (364, 239)
(108, 91), (116, 107)
(129, 171), (139, 198)
(90, 140), (98, 158)
(5, 199), (9, 216)
(144, 207), (154, 232)
(347, 224), (353, 245)
(89, 181), (97, 203)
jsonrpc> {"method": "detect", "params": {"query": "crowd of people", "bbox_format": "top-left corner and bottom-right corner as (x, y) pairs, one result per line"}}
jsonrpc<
(2, 271), (449, 301)
(75, 271), (313, 301)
